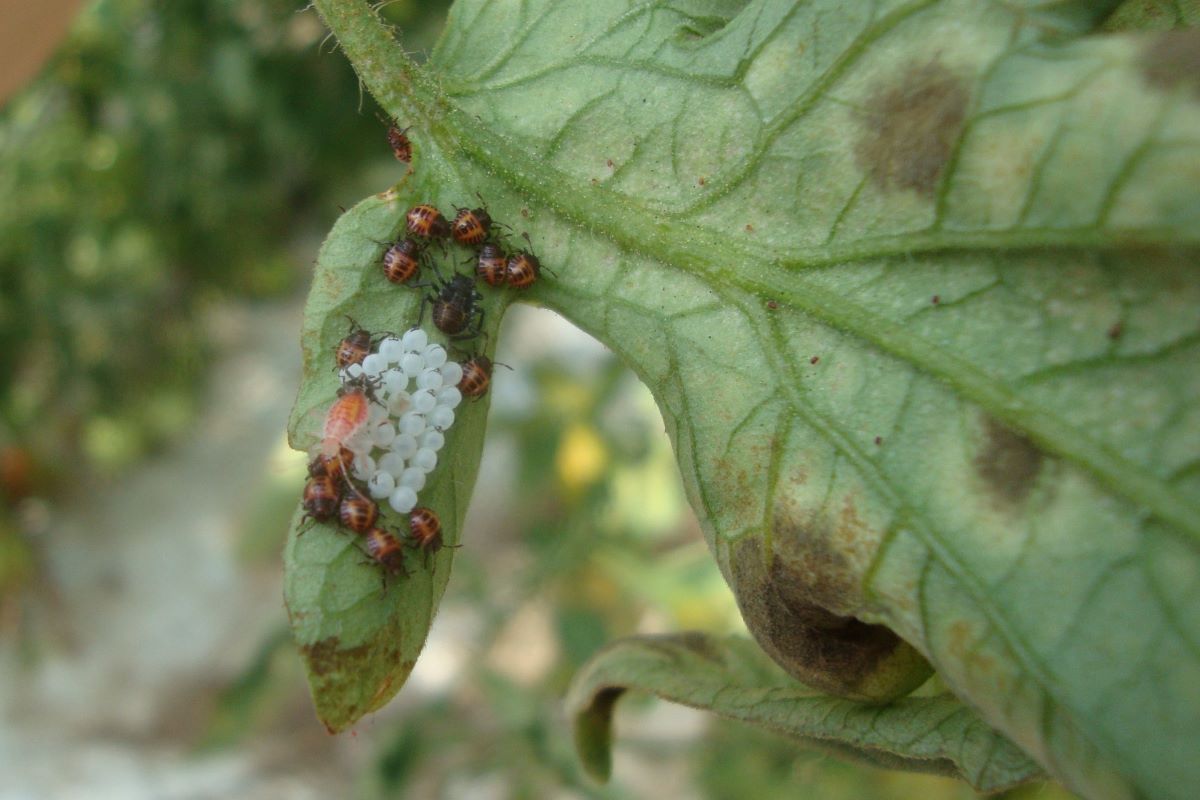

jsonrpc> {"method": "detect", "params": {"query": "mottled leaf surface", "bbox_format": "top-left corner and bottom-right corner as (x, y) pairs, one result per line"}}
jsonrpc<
(566, 632), (1042, 793)
(298, 1), (1200, 796)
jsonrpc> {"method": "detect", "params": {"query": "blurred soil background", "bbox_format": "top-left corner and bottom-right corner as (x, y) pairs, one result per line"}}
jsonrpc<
(0, 2), (1076, 798)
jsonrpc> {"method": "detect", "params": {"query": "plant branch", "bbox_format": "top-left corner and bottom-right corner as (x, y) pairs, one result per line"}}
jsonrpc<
(310, 0), (441, 123)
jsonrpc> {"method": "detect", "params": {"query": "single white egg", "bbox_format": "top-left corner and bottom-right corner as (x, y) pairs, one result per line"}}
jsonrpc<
(401, 328), (428, 352)
(398, 467), (426, 492)
(378, 451), (406, 477)
(440, 361), (464, 386)
(413, 447), (438, 472)
(372, 422), (396, 447)
(378, 337), (404, 363)
(390, 433), (418, 459)
(401, 352), (424, 377)
(362, 353), (387, 377)
(368, 471), (395, 499)
(417, 369), (444, 392)
(430, 406), (455, 431)
(399, 412), (426, 437)
(413, 390), (437, 414)
(436, 386), (463, 409)
(388, 485), (418, 514)
(423, 344), (448, 369)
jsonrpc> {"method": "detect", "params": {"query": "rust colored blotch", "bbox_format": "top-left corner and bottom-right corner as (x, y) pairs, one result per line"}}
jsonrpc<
(874, 436), (883, 446)
(698, 176), (707, 186)
(931, 294), (940, 305)
(744, 223), (755, 233)
(810, 356), (819, 365)
(766, 298), (779, 310)
(1108, 321), (1124, 339)
(975, 416), (1044, 506)
(1140, 31), (1200, 99)
(855, 61), (970, 197)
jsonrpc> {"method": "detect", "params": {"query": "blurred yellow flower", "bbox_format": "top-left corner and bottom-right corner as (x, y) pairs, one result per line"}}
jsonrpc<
(555, 423), (608, 495)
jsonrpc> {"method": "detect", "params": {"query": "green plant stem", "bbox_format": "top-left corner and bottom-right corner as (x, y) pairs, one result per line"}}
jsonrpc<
(310, 0), (441, 122)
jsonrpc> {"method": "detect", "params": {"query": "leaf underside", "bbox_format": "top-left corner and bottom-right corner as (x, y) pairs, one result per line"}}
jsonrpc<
(294, 2), (1200, 797)
(565, 633), (1043, 793)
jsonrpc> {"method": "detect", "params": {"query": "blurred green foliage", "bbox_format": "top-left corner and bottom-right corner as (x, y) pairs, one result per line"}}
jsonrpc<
(0, 0), (448, 487)
(0, 0), (446, 611)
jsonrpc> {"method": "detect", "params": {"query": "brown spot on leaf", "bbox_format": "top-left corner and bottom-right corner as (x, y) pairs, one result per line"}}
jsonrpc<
(303, 636), (364, 677)
(730, 533), (902, 699)
(975, 417), (1043, 506)
(711, 455), (761, 520)
(855, 61), (970, 196)
(1140, 31), (1200, 100)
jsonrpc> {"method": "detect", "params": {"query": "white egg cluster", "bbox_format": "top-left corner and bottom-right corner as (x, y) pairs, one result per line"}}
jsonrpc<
(338, 328), (464, 515)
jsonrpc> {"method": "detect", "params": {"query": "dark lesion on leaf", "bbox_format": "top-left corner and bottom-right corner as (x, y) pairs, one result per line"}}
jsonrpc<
(301, 634), (415, 733)
(854, 60), (971, 197)
(730, 535), (913, 701)
(303, 636), (367, 677)
(1139, 30), (1200, 100)
(974, 416), (1044, 507)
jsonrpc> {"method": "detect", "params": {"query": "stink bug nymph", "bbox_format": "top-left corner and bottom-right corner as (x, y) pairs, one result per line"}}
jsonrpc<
(363, 528), (409, 582)
(458, 355), (494, 399)
(421, 273), (484, 339)
(320, 386), (372, 457)
(302, 475), (341, 523)
(339, 492), (380, 534)
(386, 123), (412, 163)
(406, 204), (450, 239)
(308, 447), (354, 480)
(381, 238), (423, 284)
(450, 203), (493, 247)
(408, 506), (447, 558)
(506, 233), (545, 289)
(474, 242), (507, 287)
(335, 323), (373, 369)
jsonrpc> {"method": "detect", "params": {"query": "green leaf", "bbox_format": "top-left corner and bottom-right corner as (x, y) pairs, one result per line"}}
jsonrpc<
(299, 2), (1200, 797)
(283, 193), (505, 732)
(565, 632), (1043, 793)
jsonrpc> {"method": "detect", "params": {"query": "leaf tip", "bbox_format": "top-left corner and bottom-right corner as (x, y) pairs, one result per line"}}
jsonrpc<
(570, 685), (624, 783)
